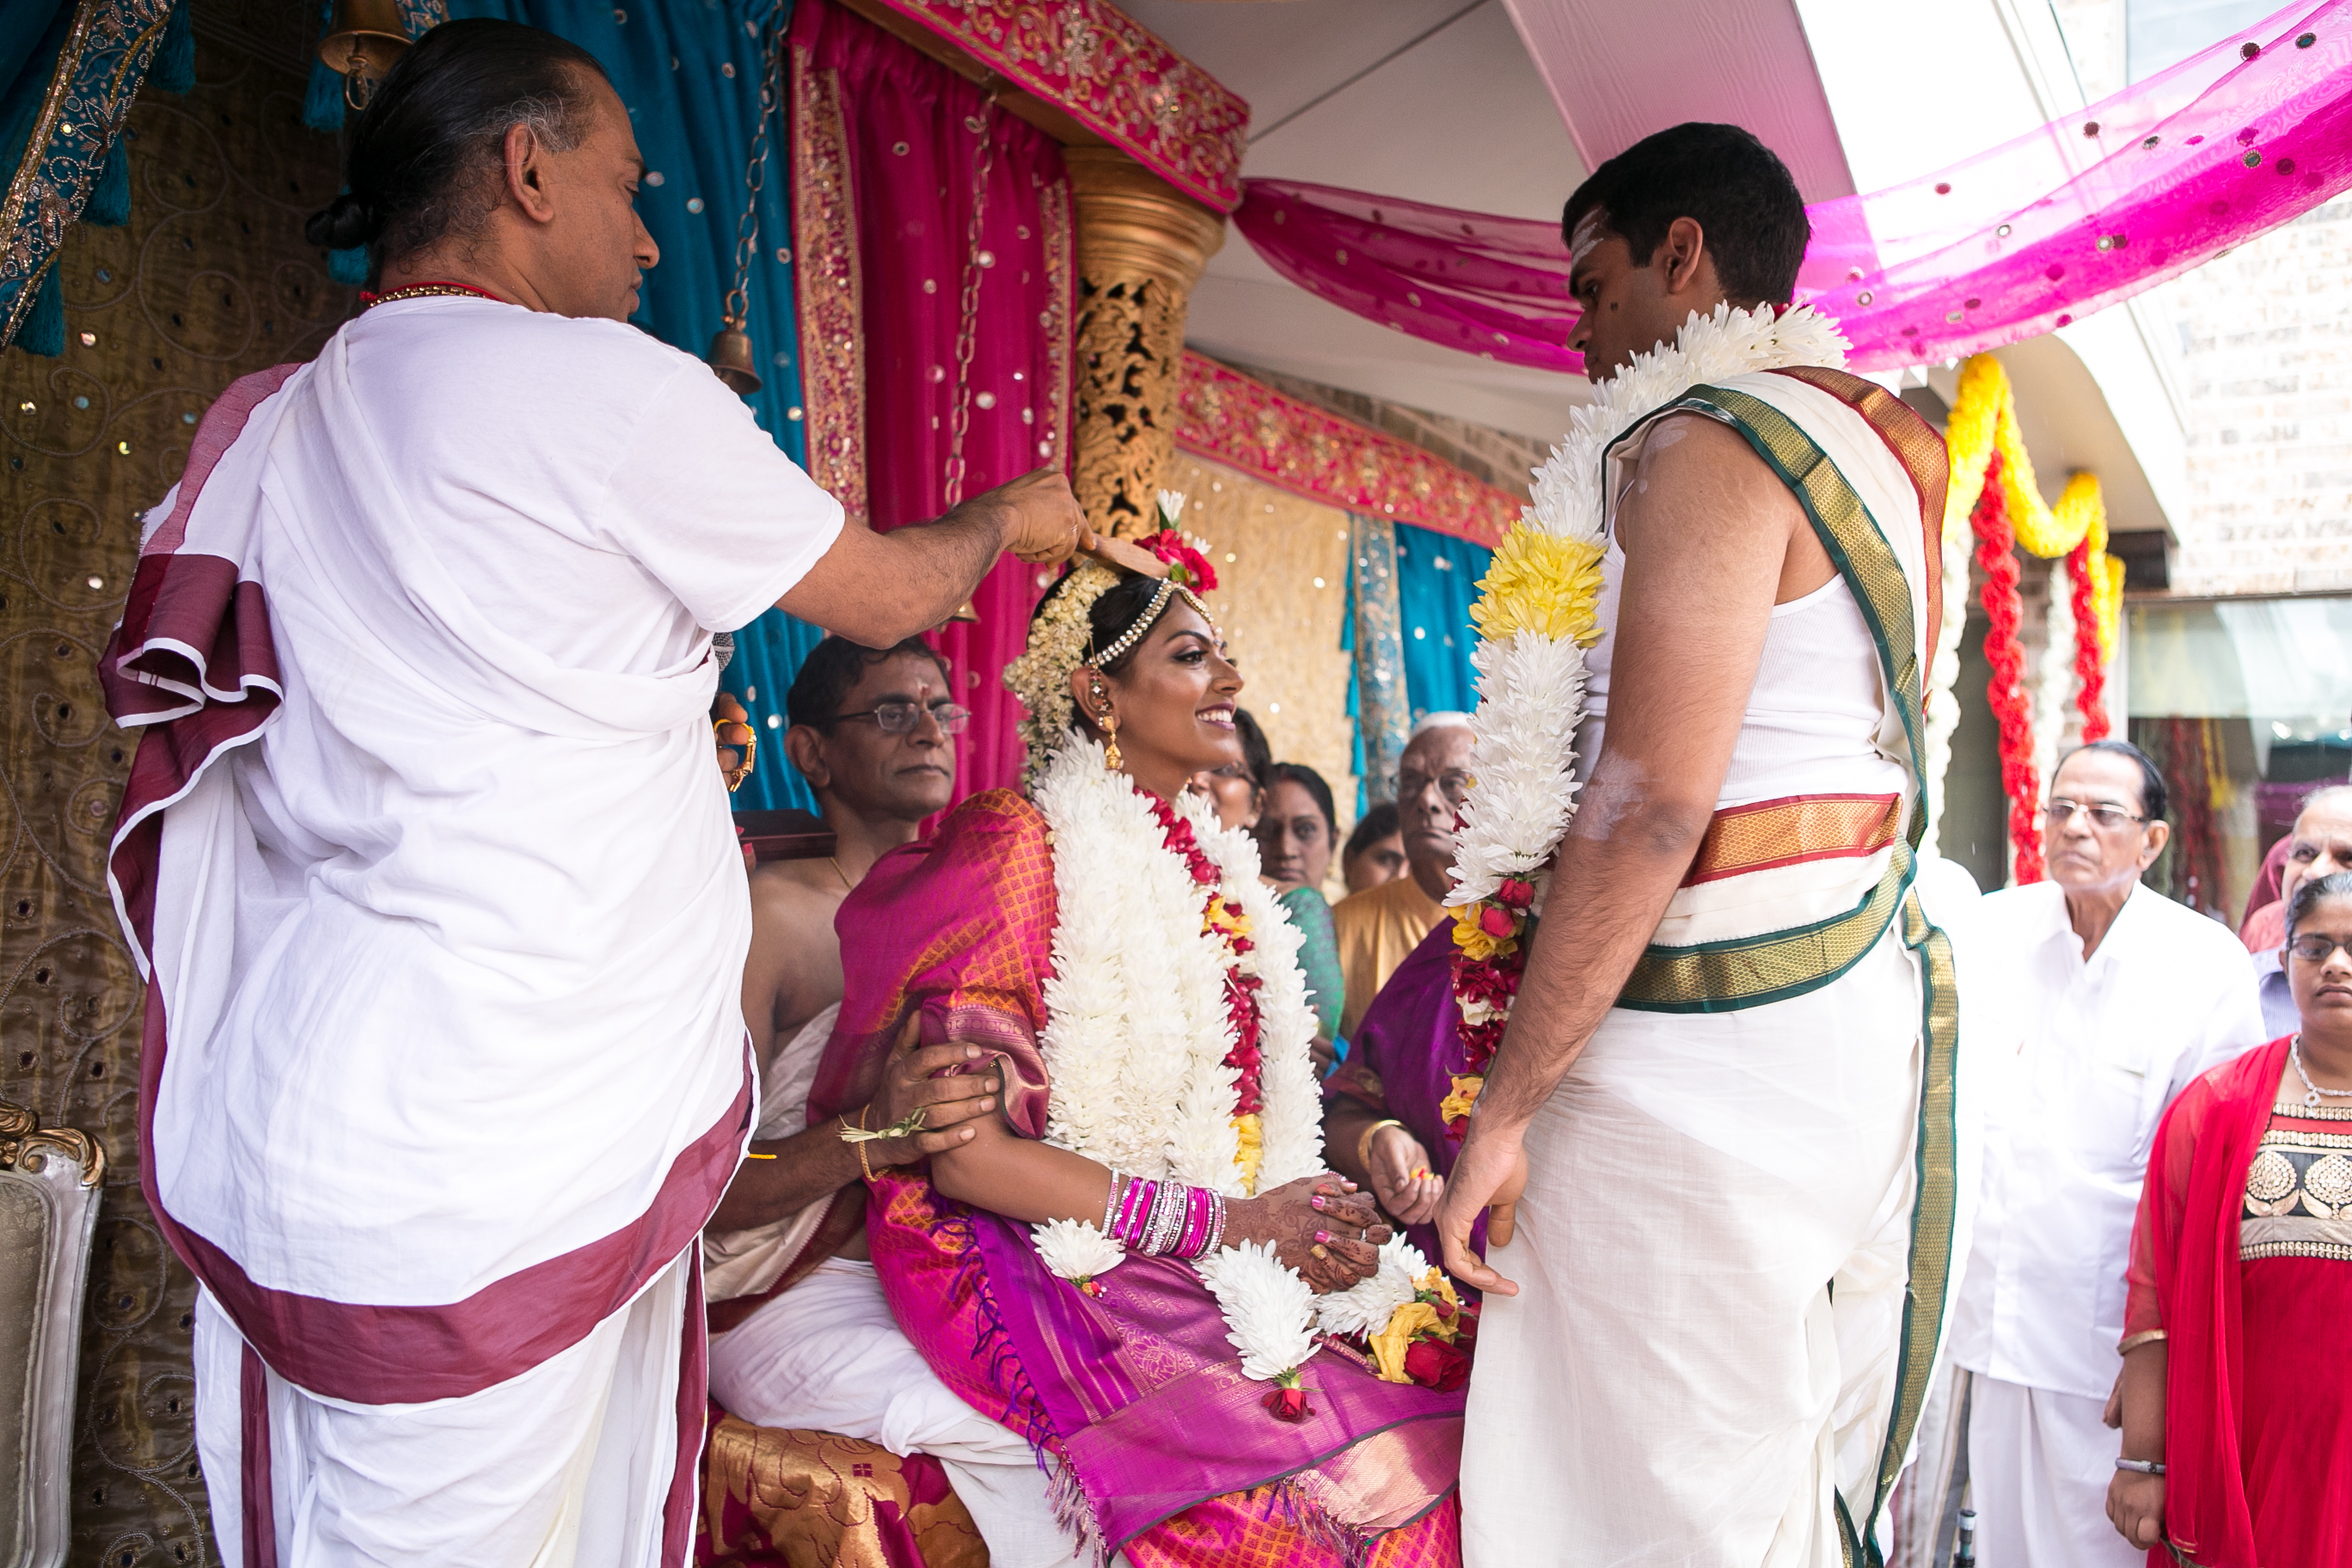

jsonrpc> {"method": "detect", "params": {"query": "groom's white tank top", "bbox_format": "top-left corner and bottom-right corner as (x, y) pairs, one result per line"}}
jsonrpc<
(1577, 503), (1907, 810)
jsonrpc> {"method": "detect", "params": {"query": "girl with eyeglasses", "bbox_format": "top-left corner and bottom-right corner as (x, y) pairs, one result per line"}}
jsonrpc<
(2107, 868), (2352, 1564)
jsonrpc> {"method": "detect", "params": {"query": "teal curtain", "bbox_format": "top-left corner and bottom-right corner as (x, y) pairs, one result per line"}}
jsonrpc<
(1344, 513), (1409, 812)
(427, 0), (824, 808)
(2, 0), (190, 353)
(1393, 521), (1491, 726)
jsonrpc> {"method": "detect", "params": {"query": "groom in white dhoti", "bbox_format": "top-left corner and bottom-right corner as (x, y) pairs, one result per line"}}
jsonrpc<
(1436, 124), (1959, 1566)
(101, 20), (1087, 1567)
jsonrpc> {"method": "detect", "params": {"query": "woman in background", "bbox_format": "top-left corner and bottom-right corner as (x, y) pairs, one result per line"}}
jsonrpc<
(1342, 800), (1406, 892)
(1191, 706), (1271, 831)
(2106, 868), (2352, 1564)
(1261, 762), (1346, 1072)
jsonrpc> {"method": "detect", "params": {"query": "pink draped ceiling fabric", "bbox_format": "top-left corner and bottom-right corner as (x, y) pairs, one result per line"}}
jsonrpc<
(1234, 0), (2352, 376)
(795, 0), (1073, 800)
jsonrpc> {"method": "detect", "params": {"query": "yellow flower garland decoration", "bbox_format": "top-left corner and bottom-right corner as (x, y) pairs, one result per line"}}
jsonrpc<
(1942, 354), (2123, 659)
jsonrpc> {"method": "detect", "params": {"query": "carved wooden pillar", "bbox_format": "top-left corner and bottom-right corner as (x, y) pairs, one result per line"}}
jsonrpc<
(1065, 146), (1224, 538)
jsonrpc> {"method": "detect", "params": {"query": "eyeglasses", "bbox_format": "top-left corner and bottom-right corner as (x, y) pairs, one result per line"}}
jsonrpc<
(828, 700), (970, 736)
(2043, 798), (2147, 831)
(2287, 934), (2352, 964)
(1397, 769), (1474, 807)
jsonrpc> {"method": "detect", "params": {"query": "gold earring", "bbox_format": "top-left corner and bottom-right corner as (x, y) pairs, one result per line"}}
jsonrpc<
(1101, 708), (1121, 770)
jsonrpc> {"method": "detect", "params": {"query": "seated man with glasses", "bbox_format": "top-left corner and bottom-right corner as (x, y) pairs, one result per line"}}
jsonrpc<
(1332, 713), (1474, 1038)
(700, 636), (1075, 1565)
(1943, 738), (2265, 1568)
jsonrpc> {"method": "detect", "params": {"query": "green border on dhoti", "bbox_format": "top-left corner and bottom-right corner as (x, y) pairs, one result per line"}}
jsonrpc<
(1607, 382), (1961, 1567)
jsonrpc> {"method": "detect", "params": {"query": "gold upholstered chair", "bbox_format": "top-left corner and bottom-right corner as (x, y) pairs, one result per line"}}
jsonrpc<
(1, 1099), (105, 1568)
(695, 1403), (989, 1568)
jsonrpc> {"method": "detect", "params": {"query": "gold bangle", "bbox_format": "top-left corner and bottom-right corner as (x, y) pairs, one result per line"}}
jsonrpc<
(2118, 1329), (2168, 1354)
(841, 1106), (876, 1184)
(1354, 1118), (1404, 1173)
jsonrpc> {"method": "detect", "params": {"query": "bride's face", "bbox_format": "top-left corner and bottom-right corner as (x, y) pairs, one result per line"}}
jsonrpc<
(1077, 600), (1244, 790)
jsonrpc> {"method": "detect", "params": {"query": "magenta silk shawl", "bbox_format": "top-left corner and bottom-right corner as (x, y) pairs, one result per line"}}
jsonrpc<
(795, 0), (1073, 799)
(808, 792), (1464, 1556)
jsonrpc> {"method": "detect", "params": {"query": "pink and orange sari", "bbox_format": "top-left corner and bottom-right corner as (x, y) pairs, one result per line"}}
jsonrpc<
(807, 790), (1463, 1565)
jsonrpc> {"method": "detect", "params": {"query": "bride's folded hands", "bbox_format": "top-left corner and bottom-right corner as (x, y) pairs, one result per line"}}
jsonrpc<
(1228, 1173), (1393, 1292)
(928, 1112), (1389, 1292)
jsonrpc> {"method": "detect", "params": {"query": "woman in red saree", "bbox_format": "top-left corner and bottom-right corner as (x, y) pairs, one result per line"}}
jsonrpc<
(2109, 868), (2352, 1564)
(806, 549), (1467, 1566)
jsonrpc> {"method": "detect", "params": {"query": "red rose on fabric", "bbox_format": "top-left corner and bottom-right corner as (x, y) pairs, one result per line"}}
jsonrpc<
(1451, 1301), (1481, 1348)
(1262, 1386), (1312, 1422)
(1403, 1338), (1470, 1392)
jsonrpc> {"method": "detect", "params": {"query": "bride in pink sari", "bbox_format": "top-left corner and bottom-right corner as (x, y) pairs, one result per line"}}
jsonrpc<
(805, 542), (1466, 1565)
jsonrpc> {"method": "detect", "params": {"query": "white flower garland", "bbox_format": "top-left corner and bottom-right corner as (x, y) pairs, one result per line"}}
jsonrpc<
(1023, 735), (1328, 1381)
(1919, 514), (1975, 859)
(1027, 737), (1321, 1194)
(2031, 554), (2078, 788)
(1313, 1234), (1430, 1338)
(1449, 303), (1853, 913)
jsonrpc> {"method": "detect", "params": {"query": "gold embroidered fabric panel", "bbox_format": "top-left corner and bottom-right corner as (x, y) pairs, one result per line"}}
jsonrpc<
(789, 46), (867, 527)
(700, 1415), (989, 1568)
(1038, 175), (1074, 476)
(2243, 1120), (2352, 1261)
(1682, 793), (1902, 887)
(0, 7), (357, 1560)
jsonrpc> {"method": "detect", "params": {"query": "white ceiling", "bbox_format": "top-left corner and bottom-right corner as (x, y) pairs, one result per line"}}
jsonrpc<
(1108, 0), (1593, 441)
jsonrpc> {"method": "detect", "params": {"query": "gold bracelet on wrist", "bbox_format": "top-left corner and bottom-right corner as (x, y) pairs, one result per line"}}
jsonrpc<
(1355, 1118), (1404, 1174)
(843, 1106), (876, 1183)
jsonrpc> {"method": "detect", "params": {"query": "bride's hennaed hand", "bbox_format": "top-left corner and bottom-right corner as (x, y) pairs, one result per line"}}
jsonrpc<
(1230, 1175), (1391, 1294)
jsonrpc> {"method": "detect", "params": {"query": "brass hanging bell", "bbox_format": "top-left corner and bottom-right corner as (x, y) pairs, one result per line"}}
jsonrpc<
(318, 0), (410, 111)
(706, 315), (762, 396)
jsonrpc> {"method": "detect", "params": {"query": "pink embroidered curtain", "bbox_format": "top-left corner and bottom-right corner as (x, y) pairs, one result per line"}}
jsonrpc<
(1234, 0), (2352, 375)
(793, 0), (1073, 799)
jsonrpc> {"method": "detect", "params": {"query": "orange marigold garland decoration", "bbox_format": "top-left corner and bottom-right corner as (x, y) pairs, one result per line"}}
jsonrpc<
(1972, 450), (2043, 883)
(2067, 536), (2111, 741)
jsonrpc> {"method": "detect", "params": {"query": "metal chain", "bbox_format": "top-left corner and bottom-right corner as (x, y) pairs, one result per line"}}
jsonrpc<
(724, 3), (792, 327)
(940, 99), (999, 508)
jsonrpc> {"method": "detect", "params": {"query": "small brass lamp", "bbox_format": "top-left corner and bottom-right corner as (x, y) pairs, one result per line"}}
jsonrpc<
(318, 0), (410, 111)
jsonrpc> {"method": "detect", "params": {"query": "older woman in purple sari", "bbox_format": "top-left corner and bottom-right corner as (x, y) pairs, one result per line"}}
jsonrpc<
(1323, 925), (1486, 1272)
(806, 553), (1466, 1567)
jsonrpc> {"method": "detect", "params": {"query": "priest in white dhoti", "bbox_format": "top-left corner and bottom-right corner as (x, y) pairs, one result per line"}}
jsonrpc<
(1434, 123), (1960, 1566)
(100, 21), (1086, 1567)
(1945, 740), (2263, 1568)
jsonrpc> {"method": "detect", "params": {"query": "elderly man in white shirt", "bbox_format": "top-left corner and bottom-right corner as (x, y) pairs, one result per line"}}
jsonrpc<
(1947, 739), (2264, 1568)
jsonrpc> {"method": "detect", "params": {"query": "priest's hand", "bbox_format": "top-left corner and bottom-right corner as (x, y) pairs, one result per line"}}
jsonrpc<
(1363, 1123), (1444, 1228)
(714, 691), (754, 790)
(858, 1043), (1002, 1169)
(980, 469), (1095, 565)
(2105, 1471), (2164, 1551)
(1436, 1123), (1528, 1296)
(1232, 1174), (1390, 1294)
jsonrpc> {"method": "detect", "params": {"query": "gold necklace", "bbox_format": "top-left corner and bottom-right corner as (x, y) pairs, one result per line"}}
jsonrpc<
(2291, 1034), (2352, 1107)
(361, 282), (505, 309)
(827, 854), (854, 891)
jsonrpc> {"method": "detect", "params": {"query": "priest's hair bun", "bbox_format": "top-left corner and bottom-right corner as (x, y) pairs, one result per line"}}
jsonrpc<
(304, 191), (380, 251)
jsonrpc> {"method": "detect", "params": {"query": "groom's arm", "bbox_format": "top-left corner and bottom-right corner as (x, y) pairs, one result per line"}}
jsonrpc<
(1436, 416), (1811, 1291)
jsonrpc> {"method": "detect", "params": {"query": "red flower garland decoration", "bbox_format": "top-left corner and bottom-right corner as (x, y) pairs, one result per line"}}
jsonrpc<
(1441, 873), (1536, 1142)
(1145, 795), (1264, 1114)
(2066, 536), (2111, 742)
(1972, 450), (2043, 883)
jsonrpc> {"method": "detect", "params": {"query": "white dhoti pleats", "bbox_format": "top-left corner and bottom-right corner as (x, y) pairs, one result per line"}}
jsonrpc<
(196, 1252), (699, 1568)
(1461, 937), (1924, 1568)
(708, 1256), (1085, 1568)
(1965, 1374), (2142, 1568)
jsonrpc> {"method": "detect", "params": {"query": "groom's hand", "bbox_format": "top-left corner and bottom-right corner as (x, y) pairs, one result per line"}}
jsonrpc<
(1436, 1124), (1528, 1296)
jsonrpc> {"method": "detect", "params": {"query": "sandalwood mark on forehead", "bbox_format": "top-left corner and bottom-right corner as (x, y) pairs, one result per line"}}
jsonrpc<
(1569, 211), (1608, 270)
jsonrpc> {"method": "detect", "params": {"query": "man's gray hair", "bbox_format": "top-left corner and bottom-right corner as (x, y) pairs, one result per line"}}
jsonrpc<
(2300, 782), (2352, 821)
(1407, 711), (1475, 742)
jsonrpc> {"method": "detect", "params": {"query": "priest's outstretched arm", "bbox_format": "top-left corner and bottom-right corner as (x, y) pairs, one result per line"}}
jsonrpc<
(1433, 414), (1829, 1294)
(781, 466), (1092, 646)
